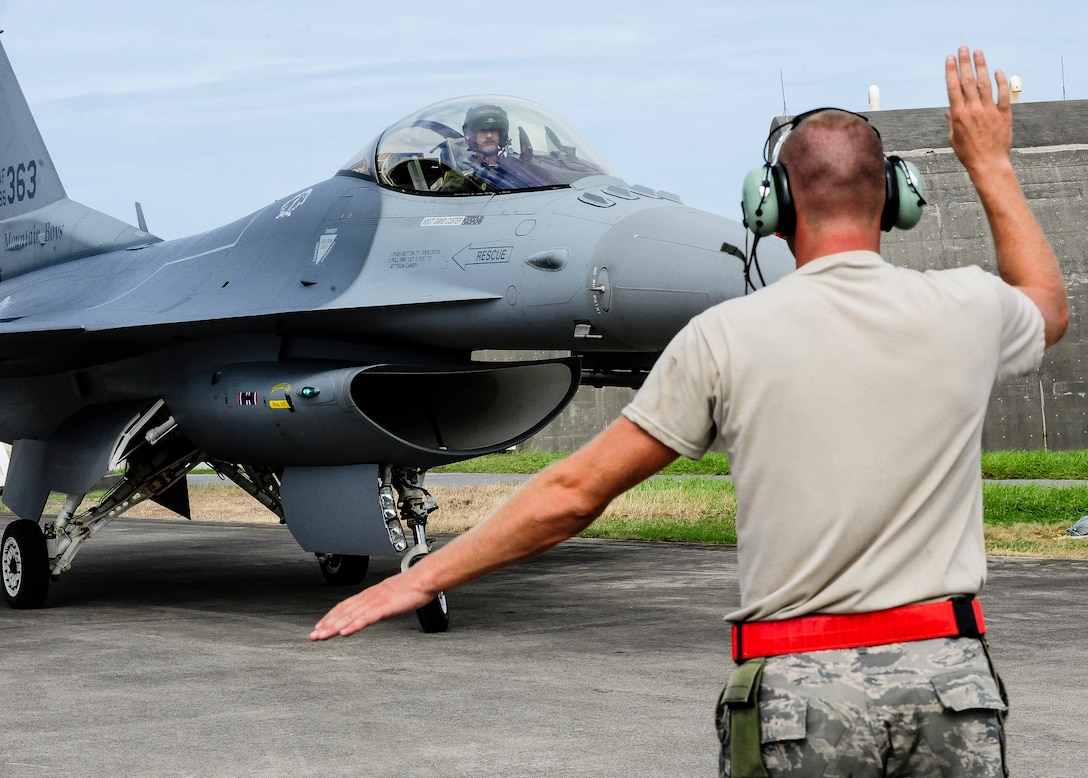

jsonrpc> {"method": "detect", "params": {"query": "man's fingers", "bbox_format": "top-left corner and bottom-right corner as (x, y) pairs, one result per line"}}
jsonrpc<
(947, 46), (978, 109)
(994, 68), (1011, 111)
(310, 605), (375, 639)
(957, 46), (977, 101)
(972, 49), (993, 102)
(310, 588), (381, 640)
(945, 54), (964, 109)
(309, 573), (434, 640)
(310, 611), (355, 641)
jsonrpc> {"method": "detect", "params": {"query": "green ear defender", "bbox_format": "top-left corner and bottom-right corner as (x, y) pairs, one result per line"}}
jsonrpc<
(883, 156), (926, 231)
(742, 165), (789, 238)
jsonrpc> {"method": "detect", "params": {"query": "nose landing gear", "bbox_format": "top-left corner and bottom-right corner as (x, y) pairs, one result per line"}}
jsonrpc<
(313, 465), (449, 633)
(391, 466), (448, 633)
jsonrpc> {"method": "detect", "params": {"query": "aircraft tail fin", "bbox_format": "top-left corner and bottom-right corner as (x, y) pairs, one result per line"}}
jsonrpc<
(0, 37), (66, 215)
(0, 36), (160, 281)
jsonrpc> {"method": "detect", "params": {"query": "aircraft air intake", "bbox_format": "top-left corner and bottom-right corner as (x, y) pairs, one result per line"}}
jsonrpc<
(165, 359), (580, 468)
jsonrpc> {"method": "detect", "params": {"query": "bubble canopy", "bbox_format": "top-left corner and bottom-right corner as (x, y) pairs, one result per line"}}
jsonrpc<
(340, 95), (618, 195)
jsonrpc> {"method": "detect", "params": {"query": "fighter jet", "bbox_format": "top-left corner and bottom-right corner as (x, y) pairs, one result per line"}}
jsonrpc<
(0, 38), (793, 629)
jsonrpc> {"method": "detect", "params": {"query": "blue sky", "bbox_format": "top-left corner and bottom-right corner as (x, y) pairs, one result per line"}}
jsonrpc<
(1, 1), (1084, 239)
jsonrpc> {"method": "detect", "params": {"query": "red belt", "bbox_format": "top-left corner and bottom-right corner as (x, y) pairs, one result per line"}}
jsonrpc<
(731, 597), (985, 661)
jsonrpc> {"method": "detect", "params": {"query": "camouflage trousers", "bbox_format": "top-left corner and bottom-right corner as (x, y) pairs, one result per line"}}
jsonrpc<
(715, 637), (1008, 777)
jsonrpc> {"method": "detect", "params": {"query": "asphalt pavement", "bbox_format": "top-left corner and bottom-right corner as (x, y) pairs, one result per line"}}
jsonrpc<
(1, 513), (1085, 777)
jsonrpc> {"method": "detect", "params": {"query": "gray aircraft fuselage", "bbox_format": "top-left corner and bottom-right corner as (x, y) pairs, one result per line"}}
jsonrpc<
(0, 170), (790, 455)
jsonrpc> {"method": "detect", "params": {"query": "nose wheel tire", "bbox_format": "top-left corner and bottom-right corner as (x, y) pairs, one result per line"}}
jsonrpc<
(415, 589), (449, 634)
(316, 554), (370, 586)
(2, 521), (50, 610)
(404, 547), (449, 633)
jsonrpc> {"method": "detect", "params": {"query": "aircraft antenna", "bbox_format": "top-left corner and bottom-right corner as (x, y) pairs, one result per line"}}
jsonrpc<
(779, 70), (789, 115)
(135, 202), (149, 233)
(1061, 55), (1067, 100)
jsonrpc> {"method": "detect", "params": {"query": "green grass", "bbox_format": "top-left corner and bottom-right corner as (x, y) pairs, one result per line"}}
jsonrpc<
(434, 450), (1088, 554)
(438, 448), (1088, 481)
(573, 478), (1087, 539)
(7, 449), (1087, 556)
(48, 447), (1088, 484)
(583, 476), (737, 543)
(433, 450), (733, 476)
(432, 450), (567, 474)
(980, 449), (1088, 480)
(583, 515), (737, 543)
(980, 483), (1088, 526)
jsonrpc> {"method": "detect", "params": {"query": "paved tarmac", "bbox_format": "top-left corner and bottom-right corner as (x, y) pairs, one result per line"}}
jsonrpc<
(1, 514), (1085, 777)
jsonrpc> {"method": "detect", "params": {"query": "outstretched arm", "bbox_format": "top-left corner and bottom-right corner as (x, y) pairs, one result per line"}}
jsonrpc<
(310, 417), (679, 640)
(945, 46), (1068, 346)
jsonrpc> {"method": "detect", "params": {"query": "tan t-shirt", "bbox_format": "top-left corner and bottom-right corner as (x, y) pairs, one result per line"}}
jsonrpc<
(623, 251), (1044, 623)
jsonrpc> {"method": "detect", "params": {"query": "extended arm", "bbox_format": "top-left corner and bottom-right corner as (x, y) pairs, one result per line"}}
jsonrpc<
(310, 417), (679, 640)
(945, 47), (1069, 346)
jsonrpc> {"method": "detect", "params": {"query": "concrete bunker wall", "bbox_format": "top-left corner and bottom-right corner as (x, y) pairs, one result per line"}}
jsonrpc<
(876, 101), (1088, 451)
(512, 100), (1088, 453)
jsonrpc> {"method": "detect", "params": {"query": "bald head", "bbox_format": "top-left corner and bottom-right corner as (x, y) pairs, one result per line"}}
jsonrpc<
(778, 110), (886, 233)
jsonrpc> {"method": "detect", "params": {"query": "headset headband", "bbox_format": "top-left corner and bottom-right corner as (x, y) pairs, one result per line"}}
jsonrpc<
(765, 107), (880, 165)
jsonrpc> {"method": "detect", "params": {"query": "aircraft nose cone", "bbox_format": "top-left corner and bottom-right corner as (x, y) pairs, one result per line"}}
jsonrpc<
(588, 204), (792, 351)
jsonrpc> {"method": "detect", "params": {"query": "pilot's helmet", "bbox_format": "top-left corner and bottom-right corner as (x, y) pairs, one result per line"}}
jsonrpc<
(463, 104), (509, 144)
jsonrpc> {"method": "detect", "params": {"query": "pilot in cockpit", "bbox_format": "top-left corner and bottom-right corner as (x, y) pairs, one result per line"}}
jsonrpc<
(464, 104), (507, 167)
(433, 104), (538, 193)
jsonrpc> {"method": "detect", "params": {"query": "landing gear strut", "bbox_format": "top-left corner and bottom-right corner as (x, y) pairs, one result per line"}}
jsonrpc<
(38, 434), (203, 589)
(386, 466), (449, 633)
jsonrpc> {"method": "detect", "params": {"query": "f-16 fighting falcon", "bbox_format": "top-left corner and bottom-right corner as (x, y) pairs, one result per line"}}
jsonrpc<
(0, 36), (792, 630)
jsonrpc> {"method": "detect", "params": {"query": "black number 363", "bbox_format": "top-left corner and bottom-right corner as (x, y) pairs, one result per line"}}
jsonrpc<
(2, 160), (38, 207)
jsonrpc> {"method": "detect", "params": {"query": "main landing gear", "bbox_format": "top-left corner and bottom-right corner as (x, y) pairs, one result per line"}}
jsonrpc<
(2, 425), (205, 610)
(2, 519), (50, 609)
(2, 414), (448, 632)
(317, 553), (370, 585)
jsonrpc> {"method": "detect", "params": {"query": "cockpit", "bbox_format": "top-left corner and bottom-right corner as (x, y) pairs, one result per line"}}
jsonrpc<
(339, 95), (618, 195)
